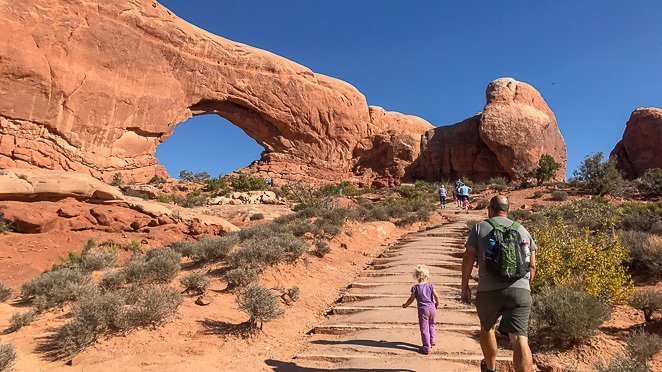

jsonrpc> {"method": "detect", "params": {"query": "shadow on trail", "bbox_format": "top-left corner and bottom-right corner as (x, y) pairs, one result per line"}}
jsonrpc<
(264, 359), (414, 372)
(197, 318), (255, 338)
(310, 339), (420, 352)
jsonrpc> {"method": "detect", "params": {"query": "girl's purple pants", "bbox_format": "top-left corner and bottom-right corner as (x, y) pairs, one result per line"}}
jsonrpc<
(417, 307), (436, 353)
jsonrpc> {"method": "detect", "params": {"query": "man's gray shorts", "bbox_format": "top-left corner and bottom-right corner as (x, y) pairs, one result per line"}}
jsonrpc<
(475, 287), (532, 336)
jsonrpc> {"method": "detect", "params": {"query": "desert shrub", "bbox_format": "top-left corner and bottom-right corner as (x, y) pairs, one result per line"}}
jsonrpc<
(229, 173), (267, 191)
(525, 154), (562, 186)
(179, 170), (211, 183)
(237, 285), (284, 329)
(286, 219), (316, 237)
(626, 328), (661, 363)
(618, 230), (662, 276)
(318, 184), (339, 196)
(617, 201), (662, 232)
(239, 222), (287, 241)
(156, 194), (173, 203)
(312, 208), (348, 237)
(0, 283), (11, 303)
(532, 220), (632, 303)
(7, 310), (37, 333)
(100, 270), (127, 291)
(286, 286), (300, 302)
(21, 268), (88, 310)
(396, 186), (419, 200)
(50, 320), (96, 358)
(594, 356), (648, 372)
(630, 289), (661, 323)
(148, 175), (166, 185)
(169, 241), (196, 258)
(572, 153), (624, 195)
(489, 176), (508, 187)
(124, 285), (182, 327)
(0, 343), (17, 372)
(475, 198), (489, 209)
(250, 213), (265, 221)
(0, 213), (11, 233)
(289, 185), (331, 211)
(53, 240), (117, 272)
(533, 190), (544, 198)
(111, 173), (123, 186)
(551, 190), (569, 201)
(636, 168), (662, 196)
(123, 248), (181, 284)
(172, 190), (208, 208)
(180, 272), (211, 295)
(189, 234), (239, 264)
(204, 175), (228, 193)
(230, 232), (306, 269)
(530, 286), (611, 346)
(395, 209), (432, 226)
(311, 240), (331, 257)
(541, 198), (619, 231)
(224, 267), (259, 288)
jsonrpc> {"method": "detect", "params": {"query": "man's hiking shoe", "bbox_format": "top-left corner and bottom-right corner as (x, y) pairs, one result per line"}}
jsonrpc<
(481, 359), (497, 372)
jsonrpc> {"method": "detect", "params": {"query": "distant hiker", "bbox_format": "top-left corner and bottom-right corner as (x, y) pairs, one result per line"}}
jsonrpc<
(458, 184), (471, 213)
(338, 182), (345, 196)
(437, 185), (447, 208)
(461, 195), (536, 372)
(402, 265), (441, 355)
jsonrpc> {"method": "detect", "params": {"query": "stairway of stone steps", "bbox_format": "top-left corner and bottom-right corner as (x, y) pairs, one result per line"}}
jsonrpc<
(290, 211), (514, 371)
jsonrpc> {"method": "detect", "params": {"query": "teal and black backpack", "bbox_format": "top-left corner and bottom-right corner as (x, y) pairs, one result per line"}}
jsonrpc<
(484, 218), (530, 280)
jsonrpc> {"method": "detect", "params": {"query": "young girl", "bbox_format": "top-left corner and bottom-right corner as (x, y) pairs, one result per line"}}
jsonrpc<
(402, 265), (441, 354)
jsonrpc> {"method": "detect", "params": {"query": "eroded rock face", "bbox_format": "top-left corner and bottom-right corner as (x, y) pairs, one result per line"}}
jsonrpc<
(0, 0), (431, 186)
(610, 107), (662, 179)
(412, 78), (567, 182)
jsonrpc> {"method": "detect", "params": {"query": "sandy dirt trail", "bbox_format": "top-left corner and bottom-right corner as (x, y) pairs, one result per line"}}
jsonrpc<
(279, 209), (514, 371)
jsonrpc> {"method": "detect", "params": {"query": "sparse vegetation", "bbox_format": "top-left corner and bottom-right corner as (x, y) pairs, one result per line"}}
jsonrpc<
(533, 190), (544, 198)
(180, 272), (211, 295)
(225, 267), (259, 288)
(229, 173), (267, 192)
(525, 154), (562, 186)
(148, 175), (166, 184)
(594, 328), (661, 372)
(0, 343), (17, 372)
(489, 176), (508, 191)
(123, 248), (181, 284)
(172, 190), (208, 208)
(237, 285), (284, 329)
(630, 289), (661, 323)
(250, 213), (265, 221)
(0, 213), (11, 233)
(188, 234), (239, 264)
(475, 198), (489, 209)
(572, 152), (624, 196)
(204, 174), (229, 194)
(530, 286), (612, 346)
(619, 230), (662, 277)
(551, 190), (568, 201)
(0, 283), (11, 303)
(7, 310), (37, 333)
(179, 170), (211, 183)
(636, 168), (662, 196)
(311, 240), (331, 257)
(21, 268), (89, 310)
(111, 172), (123, 186)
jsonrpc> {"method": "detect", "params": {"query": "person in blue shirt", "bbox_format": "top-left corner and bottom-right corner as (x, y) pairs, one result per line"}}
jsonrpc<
(437, 185), (447, 208)
(458, 184), (471, 213)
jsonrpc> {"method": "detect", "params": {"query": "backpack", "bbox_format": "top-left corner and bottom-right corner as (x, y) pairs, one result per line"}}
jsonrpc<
(484, 218), (530, 280)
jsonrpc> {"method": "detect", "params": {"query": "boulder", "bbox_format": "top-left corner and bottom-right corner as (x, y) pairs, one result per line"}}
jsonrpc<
(0, 0), (430, 186)
(412, 78), (567, 182)
(0, 169), (123, 201)
(610, 107), (662, 179)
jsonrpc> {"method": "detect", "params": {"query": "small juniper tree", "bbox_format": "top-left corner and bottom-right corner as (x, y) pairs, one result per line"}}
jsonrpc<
(525, 154), (562, 186)
(572, 152), (623, 195)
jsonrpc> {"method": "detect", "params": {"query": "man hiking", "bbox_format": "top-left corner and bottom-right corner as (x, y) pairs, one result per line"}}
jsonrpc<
(437, 185), (447, 208)
(458, 183), (471, 213)
(461, 195), (536, 372)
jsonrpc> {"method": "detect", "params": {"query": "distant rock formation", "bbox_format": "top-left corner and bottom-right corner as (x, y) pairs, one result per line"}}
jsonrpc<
(610, 107), (662, 179)
(0, 0), (431, 187)
(411, 78), (567, 182)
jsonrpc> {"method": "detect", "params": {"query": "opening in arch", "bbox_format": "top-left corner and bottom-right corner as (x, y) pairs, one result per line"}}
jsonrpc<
(155, 115), (265, 178)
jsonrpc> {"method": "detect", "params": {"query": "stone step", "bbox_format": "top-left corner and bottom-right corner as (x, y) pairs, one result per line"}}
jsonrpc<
(330, 305), (476, 315)
(322, 308), (478, 327)
(310, 323), (481, 335)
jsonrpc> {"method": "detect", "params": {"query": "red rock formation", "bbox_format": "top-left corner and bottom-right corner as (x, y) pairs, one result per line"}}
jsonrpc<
(412, 78), (567, 182)
(610, 107), (662, 179)
(0, 0), (431, 186)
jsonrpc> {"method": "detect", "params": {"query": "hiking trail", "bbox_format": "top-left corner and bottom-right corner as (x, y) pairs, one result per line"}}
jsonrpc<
(289, 209), (514, 371)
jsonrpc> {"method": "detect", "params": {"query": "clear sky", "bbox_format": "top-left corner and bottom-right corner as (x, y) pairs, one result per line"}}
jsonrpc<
(156, 0), (661, 178)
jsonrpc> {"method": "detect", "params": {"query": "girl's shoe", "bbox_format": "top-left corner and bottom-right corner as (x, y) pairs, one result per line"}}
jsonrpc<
(420, 347), (430, 355)
(480, 359), (497, 372)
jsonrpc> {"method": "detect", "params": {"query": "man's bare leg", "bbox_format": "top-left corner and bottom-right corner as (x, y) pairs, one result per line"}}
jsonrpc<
(508, 333), (533, 372)
(479, 328), (498, 370)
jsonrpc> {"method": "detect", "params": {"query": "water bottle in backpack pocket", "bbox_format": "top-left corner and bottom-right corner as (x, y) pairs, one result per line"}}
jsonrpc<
(484, 218), (530, 280)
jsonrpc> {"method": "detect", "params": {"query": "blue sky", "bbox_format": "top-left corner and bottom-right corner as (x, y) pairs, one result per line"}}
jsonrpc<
(156, 0), (661, 178)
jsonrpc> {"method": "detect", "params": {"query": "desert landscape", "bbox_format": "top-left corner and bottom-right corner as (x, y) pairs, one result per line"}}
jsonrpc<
(0, 1), (660, 371)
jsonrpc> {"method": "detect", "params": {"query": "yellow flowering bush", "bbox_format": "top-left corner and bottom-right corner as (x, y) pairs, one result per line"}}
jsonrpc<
(531, 220), (633, 304)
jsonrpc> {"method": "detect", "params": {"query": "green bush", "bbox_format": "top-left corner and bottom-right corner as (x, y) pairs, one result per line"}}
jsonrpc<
(180, 272), (211, 295)
(52, 240), (117, 272)
(148, 175), (166, 185)
(125, 285), (182, 327)
(100, 270), (127, 291)
(123, 248), (181, 284)
(311, 240), (331, 258)
(21, 268), (88, 310)
(0, 343), (17, 372)
(225, 267), (259, 288)
(110, 173), (123, 187)
(489, 176), (509, 187)
(229, 232), (306, 269)
(250, 213), (265, 221)
(541, 198), (620, 231)
(169, 241), (196, 258)
(0, 213), (11, 233)
(572, 152), (624, 195)
(289, 185), (331, 211)
(189, 234), (239, 264)
(0, 283), (11, 303)
(636, 168), (662, 196)
(172, 190), (208, 208)
(618, 230), (662, 277)
(551, 190), (569, 201)
(630, 289), (661, 323)
(530, 286), (612, 346)
(237, 285), (284, 329)
(533, 190), (544, 198)
(229, 173), (267, 192)
(525, 154), (562, 186)
(205, 175), (228, 193)
(625, 328), (661, 363)
(617, 201), (662, 232)
(475, 198), (490, 209)
(594, 356), (648, 372)
(7, 310), (37, 333)
(179, 170), (211, 183)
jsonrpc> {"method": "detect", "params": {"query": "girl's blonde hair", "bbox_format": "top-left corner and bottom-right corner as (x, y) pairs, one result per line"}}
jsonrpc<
(413, 265), (430, 281)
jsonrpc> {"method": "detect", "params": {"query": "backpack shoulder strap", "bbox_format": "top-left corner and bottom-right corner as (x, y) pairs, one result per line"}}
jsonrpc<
(485, 218), (503, 230)
(508, 221), (521, 231)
